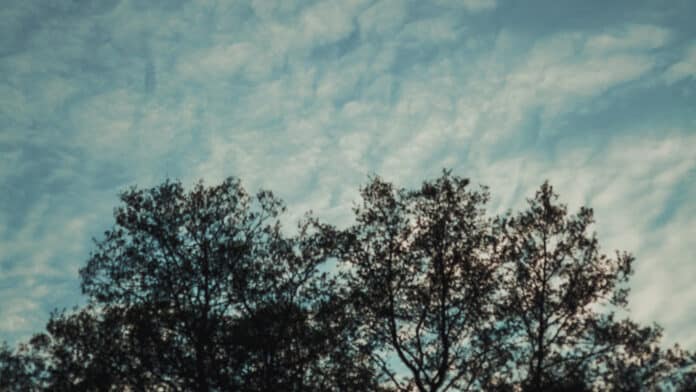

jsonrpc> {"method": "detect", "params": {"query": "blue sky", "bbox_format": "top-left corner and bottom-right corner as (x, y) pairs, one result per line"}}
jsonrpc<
(1, 0), (695, 348)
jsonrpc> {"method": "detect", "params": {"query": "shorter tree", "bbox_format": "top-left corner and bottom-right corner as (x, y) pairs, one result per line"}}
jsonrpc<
(493, 182), (696, 391)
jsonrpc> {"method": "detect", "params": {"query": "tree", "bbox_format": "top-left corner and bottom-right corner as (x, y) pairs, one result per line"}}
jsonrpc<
(62, 177), (377, 391)
(335, 172), (508, 391)
(333, 174), (695, 391)
(492, 181), (696, 391)
(3, 172), (695, 391)
(32, 304), (182, 391)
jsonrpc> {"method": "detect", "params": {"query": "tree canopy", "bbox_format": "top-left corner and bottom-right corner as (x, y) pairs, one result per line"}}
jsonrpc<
(1, 172), (694, 391)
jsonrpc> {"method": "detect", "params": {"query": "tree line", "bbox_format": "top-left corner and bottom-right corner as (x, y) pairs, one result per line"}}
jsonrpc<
(1, 172), (694, 391)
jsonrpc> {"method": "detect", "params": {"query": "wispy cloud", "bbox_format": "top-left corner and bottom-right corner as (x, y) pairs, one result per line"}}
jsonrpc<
(1, 0), (695, 348)
(664, 43), (696, 84)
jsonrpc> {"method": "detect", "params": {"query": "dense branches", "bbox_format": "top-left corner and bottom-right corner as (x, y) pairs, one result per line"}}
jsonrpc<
(1, 173), (694, 391)
(491, 182), (694, 390)
(335, 173), (506, 391)
(26, 178), (375, 391)
(0, 340), (47, 391)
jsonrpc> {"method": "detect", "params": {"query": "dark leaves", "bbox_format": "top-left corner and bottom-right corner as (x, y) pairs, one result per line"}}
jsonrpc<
(3, 174), (694, 391)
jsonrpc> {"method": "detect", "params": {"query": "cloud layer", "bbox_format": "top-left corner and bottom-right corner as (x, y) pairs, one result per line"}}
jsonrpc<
(1, 0), (695, 347)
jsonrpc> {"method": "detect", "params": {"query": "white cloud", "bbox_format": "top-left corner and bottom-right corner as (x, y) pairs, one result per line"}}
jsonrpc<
(250, 0), (303, 21)
(69, 89), (138, 154)
(466, 29), (664, 138)
(400, 17), (460, 44)
(0, 298), (38, 333)
(663, 44), (696, 84)
(435, 0), (497, 12)
(358, 0), (408, 36)
(584, 24), (671, 55)
(0, 83), (30, 128)
(630, 201), (696, 347)
(177, 42), (276, 82)
(471, 132), (696, 348)
(299, 0), (366, 47)
(179, 43), (255, 76)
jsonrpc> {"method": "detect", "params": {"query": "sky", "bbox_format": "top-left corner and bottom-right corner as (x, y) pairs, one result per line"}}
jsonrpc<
(1, 0), (695, 348)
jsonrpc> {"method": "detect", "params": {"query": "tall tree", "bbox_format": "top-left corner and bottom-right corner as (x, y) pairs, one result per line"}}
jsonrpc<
(68, 177), (376, 391)
(336, 172), (508, 391)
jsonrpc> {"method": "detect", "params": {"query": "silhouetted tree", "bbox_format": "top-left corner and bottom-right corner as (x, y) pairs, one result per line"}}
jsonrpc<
(598, 321), (696, 391)
(3, 173), (694, 391)
(492, 182), (696, 391)
(335, 172), (509, 391)
(64, 178), (377, 391)
(32, 304), (181, 391)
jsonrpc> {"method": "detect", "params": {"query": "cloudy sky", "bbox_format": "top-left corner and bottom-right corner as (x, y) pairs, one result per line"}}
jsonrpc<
(1, 0), (695, 348)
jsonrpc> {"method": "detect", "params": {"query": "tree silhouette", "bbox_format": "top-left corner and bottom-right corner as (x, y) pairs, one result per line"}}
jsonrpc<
(40, 178), (378, 391)
(334, 173), (508, 391)
(492, 182), (696, 390)
(1, 173), (694, 391)
(331, 173), (695, 391)
(32, 306), (151, 391)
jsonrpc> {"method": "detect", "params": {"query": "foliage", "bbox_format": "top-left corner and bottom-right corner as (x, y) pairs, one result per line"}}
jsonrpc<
(1, 173), (694, 391)
(335, 172), (507, 391)
(41, 178), (374, 391)
(0, 339), (47, 391)
(490, 182), (694, 391)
